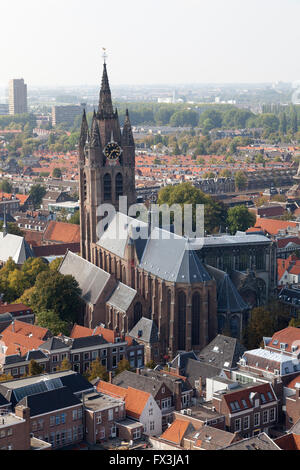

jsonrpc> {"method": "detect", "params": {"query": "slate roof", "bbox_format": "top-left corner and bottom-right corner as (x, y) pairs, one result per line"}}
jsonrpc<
(197, 335), (246, 369)
(140, 368), (192, 393)
(112, 370), (167, 397)
(97, 212), (148, 259)
(59, 251), (112, 305)
(18, 386), (81, 416)
(0, 313), (12, 323)
(184, 358), (223, 387)
(106, 282), (137, 313)
(39, 337), (69, 352)
(129, 317), (159, 344)
(0, 370), (93, 409)
(191, 425), (237, 450)
(222, 433), (281, 450)
(169, 351), (199, 372)
(70, 335), (108, 349)
(139, 228), (211, 283)
(205, 265), (249, 313)
(4, 350), (48, 366)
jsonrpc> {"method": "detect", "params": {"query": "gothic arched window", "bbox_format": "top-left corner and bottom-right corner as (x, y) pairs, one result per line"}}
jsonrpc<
(192, 292), (201, 345)
(83, 173), (87, 200)
(178, 291), (186, 351)
(103, 173), (112, 201)
(115, 173), (123, 200)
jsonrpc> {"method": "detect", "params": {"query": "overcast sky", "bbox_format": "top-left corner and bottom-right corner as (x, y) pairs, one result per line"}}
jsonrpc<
(1, 0), (300, 87)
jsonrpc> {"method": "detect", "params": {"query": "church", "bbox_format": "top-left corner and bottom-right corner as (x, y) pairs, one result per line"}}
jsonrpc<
(59, 60), (277, 362)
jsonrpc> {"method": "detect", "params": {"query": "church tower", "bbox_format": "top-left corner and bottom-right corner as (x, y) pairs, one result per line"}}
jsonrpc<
(79, 61), (136, 261)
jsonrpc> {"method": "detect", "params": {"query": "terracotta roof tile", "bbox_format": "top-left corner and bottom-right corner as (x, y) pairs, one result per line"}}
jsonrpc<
(97, 381), (150, 419)
(267, 327), (300, 354)
(3, 320), (49, 340)
(43, 221), (80, 243)
(160, 419), (190, 445)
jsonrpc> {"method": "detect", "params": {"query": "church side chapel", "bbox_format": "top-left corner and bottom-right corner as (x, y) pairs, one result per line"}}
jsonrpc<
(59, 58), (276, 362)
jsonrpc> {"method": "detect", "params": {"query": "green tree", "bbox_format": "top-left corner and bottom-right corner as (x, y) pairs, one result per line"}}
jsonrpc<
(60, 357), (72, 371)
(226, 205), (256, 234)
(52, 167), (62, 178)
(0, 221), (24, 236)
(243, 301), (290, 349)
(35, 310), (70, 336)
(69, 211), (80, 225)
(85, 358), (109, 381)
(279, 112), (287, 134)
(29, 184), (46, 208)
(115, 358), (131, 376)
(29, 270), (83, 323)
(28, 359), (44, 376)
(0, 180), (13, 193)
(145, 360), (156, 369)
(234, 171), (247, 191)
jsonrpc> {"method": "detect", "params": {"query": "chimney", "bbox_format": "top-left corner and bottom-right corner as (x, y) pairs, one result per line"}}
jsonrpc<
(11, 321), (15, 333)
(108, 371), (113, 384)
(136, 368), (141, 375)
(174, 379), (182, 411)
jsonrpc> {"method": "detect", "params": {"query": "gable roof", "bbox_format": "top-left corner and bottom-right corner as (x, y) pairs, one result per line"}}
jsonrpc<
(0, 232), (34, 264)
(112, 370), (166, 398)
(0, 304), (32, 315)
(44, 221), (80, 244)
(3, 320), (49, 340)
(198, 334), (246, 369)
(247, 217), (298, 236)
(222, 432), (280, 450)
(0, 330), (45, 356)
(192, 425), (237, 450)
(59, 251), (113, 305)
(129, 317), (159, 344)
(266, 327), (300, 354)
(160, 419), (191, 445)
(221, 383), (276, 413)
(70, 324), (118, 344)
(275, 433), (300, 450)
(18, 386), (81, 416)
(96, 381), (150, 419)
(184, 358), (223, 387)
(106, 282), (137, 313)
(39, 336), (69, 352)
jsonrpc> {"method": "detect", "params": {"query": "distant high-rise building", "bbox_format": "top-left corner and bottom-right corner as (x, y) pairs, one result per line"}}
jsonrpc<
(51, 104), (85, 127)
(8, 79), (27, 115)
(0, 104), (9, 115)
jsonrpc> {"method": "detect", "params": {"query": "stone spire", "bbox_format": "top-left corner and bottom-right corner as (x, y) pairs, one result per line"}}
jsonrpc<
(122, 109), (134, 146)
(98, 63), (114, 117)
(79, 109), (89, 149)
(90, 111), (101, 148)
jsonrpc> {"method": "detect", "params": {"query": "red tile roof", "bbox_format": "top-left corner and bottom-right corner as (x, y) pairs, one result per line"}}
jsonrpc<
(277, 237), (300, 249)
(267, 327), (300, 354)
(0, 331), (44, 356)
(97, 381), (150, 419)
(3, 320), (49, 340)
(0, 304), (32, 315)
(222, 383), (276, 413)
(70, 324), (118, 344)
(43, 221), (80, 244)
(247, 218), (298, 236)
(286, 375), (300, 390)
(160, 419), (190, 445)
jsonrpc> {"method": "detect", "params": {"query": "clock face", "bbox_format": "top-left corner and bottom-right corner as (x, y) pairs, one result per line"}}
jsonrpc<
(104, 142), (122, 160)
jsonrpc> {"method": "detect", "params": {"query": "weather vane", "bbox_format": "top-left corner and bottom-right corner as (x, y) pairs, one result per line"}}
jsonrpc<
(102, 47), (108, 64)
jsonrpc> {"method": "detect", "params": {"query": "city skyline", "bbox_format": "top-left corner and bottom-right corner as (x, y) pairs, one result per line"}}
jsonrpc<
(1, 0), (300, 87)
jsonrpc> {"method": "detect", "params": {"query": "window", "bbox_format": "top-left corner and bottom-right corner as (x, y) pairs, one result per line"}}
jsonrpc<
(12, 368), (18, 376)
(83, 352), (90, 360)
(133, 428), (141, 440)
(0, 430), (6, 438)
(112, 356), (117, 368)
(56, 432), (61, 447)
(52, 355), (59, 363)
(72, 410), (78, 421)
(73, 427), (78, 441)
(254, 413), (260, 427)
(263, 410), (269, 424)
(267, 392), (273, 401)
(97, 413), (102, 424)
(50, 416), (55, 427)
(270, 408), (276, 422)
(149, 409), (153, 416)
(7, 428), (12, 436)
(38, 419), (44, 430)
(19, 366), (25, 375)
(108, 409), (113, 421)
(243, 416), (250, 430)
(162, 398), (172, 409)
(55, 415), (60, 425)
(104, 174), (112, 201)
(99, 428), (105, 439)
(92, 351), (98, 360)
(150, 421), (155, 431)
(73, 354), (80, 362)
(261, 394), (266, 403)
(61, 413), (66, 424)
(32, 421), (37, 431)
(241, 399), (248, 409)
(101, 349), (107, 358)
(78, 408), (82, 420)
(234, 418), (241, 432)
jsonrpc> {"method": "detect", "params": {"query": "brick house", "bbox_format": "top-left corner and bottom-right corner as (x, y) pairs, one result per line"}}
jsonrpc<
(212, 382), (279, 438)
(285, 380), (300, 430)
(83, 391), (126, 444)
(97, 380), (162, 437)
(0, 304), (35, 326)
(18, 387), (84, 449)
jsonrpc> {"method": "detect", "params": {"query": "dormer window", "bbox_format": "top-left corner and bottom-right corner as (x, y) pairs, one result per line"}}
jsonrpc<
(280, 343), (287, 350)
